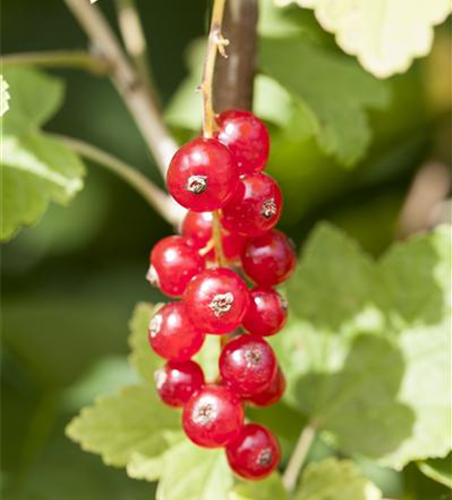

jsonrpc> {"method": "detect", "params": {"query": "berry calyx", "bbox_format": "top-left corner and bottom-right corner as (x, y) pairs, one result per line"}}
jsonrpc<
(221, 173), (283, 237)
(226, 423), (280, 480)
(167, 138), (238, 211)
(248, 367), (286, 407)
(183, 268), (250, 334)
(148, 236), (205, 297)
(242, 287), (288, 336)
(148, 303), (205, 361)
(183, 385), (244, 448)
(216, 110), (270, 175)
(219, 335), (277, 397)
(155, 360), (205, 407)
(241, 230), (296, 286)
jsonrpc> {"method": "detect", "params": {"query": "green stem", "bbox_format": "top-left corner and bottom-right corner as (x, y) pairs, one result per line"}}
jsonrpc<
(1, 50), (107, 74)
(56, 135), (184, 226)
(282, 423), (317, 493)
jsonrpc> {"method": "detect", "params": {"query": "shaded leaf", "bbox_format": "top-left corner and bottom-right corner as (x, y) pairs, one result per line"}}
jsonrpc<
(230, 473), (289, 500)
(418, 454), (452, 489)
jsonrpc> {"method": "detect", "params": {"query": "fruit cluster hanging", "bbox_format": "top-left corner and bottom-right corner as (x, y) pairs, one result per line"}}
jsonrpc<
(147, 110), (296, 480)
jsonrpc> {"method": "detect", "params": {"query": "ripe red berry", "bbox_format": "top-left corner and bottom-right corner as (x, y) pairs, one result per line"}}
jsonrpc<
(183, 385), (244, 448)
(148, 236), (205, 297)
(216, 110), (270, 175)
(154, 360), (205, 407)
(167, 138), (237, 211)
(242, 287), (288, 336)
(226, 423), (281, 480)
(241, 230), (296, 286)
(219, 335), (277, 397)
(148, 303), (205, 361)
(183, 268), (250, 334)
(248, 367), (286, 407)
(222, 173), (282, 237)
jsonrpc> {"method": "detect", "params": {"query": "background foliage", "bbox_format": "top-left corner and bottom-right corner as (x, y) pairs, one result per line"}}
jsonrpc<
(1, 0), (451, 499)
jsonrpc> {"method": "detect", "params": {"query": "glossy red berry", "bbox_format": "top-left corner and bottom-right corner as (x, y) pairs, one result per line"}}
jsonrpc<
(248, 367), (286, 407)
(183, 385), (244, 448)
(241, 230), (296, 286)
(148, 236), (205, 297)
(216, 110), (270, 175)
(222, 231), (247, 261)
(148, 302), (205, 361)
(222, 173), (282, 237)
(219, 335), (277, 397)
(167, 138), (237, 211)
(226, 423), (281, 480)
(242, 287), (288, 336)
(183, 268), (250, 334)
(154, 360), (205, 407)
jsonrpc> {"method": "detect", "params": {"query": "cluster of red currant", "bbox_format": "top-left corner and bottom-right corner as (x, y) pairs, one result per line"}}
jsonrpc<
(147, 110), (296, 480)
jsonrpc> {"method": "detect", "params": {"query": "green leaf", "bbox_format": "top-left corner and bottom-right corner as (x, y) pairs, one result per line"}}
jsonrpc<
(1, 133), (85, 241)
(296, 458), (382, 500)
(274, 224), (451, 468)
(0, 74), (10, 116)
(276, 0), (452, 78)
(2, 67), (64, 135)
(259, 37), (390, 166)
(1, 67), (85, 242)
(418, 454), (452, 489)
(156, 440), (233, 500)
(230, 474), (289, 500)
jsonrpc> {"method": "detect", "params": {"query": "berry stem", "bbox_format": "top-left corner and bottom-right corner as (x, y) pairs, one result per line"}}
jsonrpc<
(200, 0), (229, 138)
(282, 423), (317, 492)
(212, 211), (227, 266)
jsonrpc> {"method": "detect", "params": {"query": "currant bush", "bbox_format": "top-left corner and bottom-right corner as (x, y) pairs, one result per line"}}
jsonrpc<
(146, 110), (296, 478)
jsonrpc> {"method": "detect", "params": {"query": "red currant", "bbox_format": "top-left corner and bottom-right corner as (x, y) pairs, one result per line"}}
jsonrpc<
(226, 423), (280, 480)
(247, 367), (286, 407)
(154, 360), (205, 407)
(219, 335), (277, 397)
(242, 287), (288, 336)
(222, 173), (282, 237)
(216, 110), (270, 175)
(148, 236), (205, 297)
(167, 138), (237, 211)
(183, 385), (244, 448)
(182, 211), (247, 261)
(148, 303), (205, 361)
(183, 268), (250, 334)
(241, 230), (296, 286)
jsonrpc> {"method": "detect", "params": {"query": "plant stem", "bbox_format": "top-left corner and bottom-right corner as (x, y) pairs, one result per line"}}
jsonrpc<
(63, 0), (177, 177)
(201, 0), (229, 138)
(282, 424), (317, 493)
(212, 211), (227, 266)
(1, 50), (107, 74)
(114, 0), (158, 99)
(57, 134), (184, 226)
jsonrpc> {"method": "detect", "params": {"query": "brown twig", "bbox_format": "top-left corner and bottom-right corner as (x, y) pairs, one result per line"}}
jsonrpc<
(63, 0), (177, 177)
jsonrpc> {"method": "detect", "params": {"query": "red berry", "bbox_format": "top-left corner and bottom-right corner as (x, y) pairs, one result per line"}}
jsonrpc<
(183, 385), (244, 448)
(154, 360), (205, 407)
(241, 230), (296, 286)
(148, 236), (205, 297)
(219, 335), (277, 397)
(182, 210), (247, 261)
(222, 173), (282, 237)
(148, 303), (205, 361)
(216, 110), (270, 175)
(183, 268), (250, 334)
(226, 423), (280, 480)
(248, 367), (286, 407)
(182, 211), (213, 249)
(242, 287), (288, 336)
(167, 138), (237, 211)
